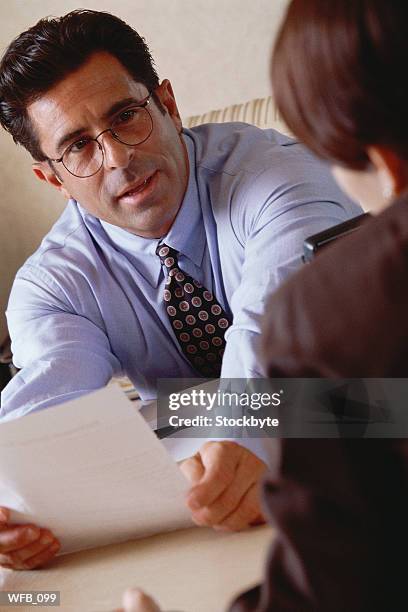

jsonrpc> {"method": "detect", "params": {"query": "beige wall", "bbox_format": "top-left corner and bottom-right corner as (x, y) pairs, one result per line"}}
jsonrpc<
(0, 0), (289, 338)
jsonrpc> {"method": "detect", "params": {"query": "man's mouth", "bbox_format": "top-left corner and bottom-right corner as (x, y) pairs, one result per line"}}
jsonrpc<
(117, 172), (156, 200)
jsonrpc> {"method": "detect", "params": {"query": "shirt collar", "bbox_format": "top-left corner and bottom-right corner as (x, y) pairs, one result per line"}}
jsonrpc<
(90, 131), (205, 287)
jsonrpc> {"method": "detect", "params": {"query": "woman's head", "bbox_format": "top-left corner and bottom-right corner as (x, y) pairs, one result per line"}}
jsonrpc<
(272, 0), (408, 211)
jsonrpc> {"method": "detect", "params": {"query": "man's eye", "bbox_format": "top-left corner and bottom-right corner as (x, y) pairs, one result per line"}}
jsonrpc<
(70, 138), (91, 153)
(117, 109), (137, 124)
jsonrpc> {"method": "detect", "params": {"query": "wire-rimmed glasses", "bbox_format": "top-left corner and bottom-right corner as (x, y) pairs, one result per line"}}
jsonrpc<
(48, 93), (153, 178)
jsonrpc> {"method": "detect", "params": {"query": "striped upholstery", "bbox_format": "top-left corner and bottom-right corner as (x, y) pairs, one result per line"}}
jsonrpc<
(184, 95), (291, 134)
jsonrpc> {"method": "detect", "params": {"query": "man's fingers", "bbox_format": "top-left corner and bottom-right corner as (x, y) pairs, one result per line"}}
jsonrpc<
(180, 453), (205, 484)
(191, 452), (266, 526)
(0, 529), (60, 571)
(217, 483), (264, 532)
(5, 529), (60, 568)
(14, 540), (60, 570)
(0, 525), (41, 554)
(187, 442), (242, 510)
(122, 588), (161, 612)
(0, 524), (60, 570)
(0, 507), (10, 524)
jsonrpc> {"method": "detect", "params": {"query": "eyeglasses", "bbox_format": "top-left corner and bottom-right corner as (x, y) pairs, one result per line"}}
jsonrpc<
(48, 93), (153, 178)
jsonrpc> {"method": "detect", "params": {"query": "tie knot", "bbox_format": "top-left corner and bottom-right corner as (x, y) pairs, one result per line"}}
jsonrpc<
(156, 243), (179, 269)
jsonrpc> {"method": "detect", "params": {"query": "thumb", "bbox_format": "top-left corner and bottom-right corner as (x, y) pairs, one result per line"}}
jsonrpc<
(0, 507), (10, 525)
(122, 588), (161, 612)
(180, 453), (205, 485)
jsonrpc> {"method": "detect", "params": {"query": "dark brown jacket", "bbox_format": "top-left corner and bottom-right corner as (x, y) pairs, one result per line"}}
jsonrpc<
(261, 192), (408, 378)
(230, 193), (408, 611)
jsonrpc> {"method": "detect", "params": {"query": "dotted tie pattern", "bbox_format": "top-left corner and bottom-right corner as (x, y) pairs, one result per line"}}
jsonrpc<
(156, 243), (231, 377)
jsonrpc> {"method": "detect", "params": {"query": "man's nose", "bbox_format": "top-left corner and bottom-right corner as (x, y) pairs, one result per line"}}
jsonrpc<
(100, 132), (134, 170)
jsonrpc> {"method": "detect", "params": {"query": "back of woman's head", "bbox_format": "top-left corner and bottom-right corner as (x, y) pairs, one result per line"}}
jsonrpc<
(272, 0), (408, 169)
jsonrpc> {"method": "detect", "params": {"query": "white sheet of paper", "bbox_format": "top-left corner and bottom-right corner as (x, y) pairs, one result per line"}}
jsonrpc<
(0, 384), (193, 554)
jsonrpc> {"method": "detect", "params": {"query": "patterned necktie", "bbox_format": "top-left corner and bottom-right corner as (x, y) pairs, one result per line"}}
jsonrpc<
(156, 243), (231, 377)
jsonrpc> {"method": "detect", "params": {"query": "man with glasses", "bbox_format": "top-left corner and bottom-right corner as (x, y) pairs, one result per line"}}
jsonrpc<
(0, 10), (360, 569)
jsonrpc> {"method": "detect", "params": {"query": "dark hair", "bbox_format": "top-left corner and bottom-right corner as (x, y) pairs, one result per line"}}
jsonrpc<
(271, 0), (408, 169)
(0, 9), (160, 161)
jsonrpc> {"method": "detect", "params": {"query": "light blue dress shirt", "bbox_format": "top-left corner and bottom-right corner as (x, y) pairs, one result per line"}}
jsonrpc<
(0, 123), (361, 419)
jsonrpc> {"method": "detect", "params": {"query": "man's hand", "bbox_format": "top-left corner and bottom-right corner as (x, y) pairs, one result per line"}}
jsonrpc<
(0, 507), (60, 570)
(180, 441), (267, 531)
(119, 588), (161, 612)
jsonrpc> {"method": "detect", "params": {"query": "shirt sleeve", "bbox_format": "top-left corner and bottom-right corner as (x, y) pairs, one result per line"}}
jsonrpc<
(0, 267), (121, 420)
(221, 154), (362, 378)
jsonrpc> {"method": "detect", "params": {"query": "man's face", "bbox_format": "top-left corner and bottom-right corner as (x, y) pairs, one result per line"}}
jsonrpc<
(28, 52), (189, 237)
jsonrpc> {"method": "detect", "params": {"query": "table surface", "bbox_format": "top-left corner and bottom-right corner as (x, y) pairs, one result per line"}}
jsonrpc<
(0, 525), (273, 612)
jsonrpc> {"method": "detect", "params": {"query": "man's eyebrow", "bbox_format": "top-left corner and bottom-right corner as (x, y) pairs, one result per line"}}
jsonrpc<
(55, 97), (145, 155)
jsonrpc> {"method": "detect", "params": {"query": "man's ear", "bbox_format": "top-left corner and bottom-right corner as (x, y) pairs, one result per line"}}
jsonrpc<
(367, 146), (408, 200)
(155, 79), (183, 133)
(32, 161), (71, 199)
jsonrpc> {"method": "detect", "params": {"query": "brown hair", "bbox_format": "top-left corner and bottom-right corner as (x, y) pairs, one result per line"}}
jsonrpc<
(0, 10), (160, 161)
(271, 0), (408, 169)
